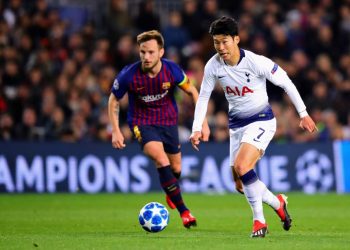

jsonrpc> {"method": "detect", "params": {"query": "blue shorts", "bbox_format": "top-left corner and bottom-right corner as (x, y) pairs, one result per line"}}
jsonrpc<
(132, 125), (180, 154)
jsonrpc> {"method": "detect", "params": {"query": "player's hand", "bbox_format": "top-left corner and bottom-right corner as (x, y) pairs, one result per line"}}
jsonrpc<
(299, 115), (318, 133)
(111, 130), (126, 149)
(190, 131), (202, 151)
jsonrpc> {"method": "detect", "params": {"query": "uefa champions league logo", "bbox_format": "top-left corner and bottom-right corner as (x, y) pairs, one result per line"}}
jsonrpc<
(113, 79), (119, 90)
(296, 150), (334, 194)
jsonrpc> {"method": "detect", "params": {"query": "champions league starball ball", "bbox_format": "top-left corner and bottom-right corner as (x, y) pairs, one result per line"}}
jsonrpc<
(138, 202), (169, 233)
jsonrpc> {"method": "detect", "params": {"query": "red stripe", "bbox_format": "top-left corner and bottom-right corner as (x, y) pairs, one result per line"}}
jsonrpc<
(161, 178), (177, 188)
(163, 65), (169, 126)
(142, 73), (148, 125)
(161, 69), (166, 125)
(168, 187), (181, 197)
(137, 69), (143, 126)
(158, 72), (163, 124)
(165, 67), (177, 126)
(147, 74), (153, 125)
(174, 200), (184, 206)
(151, 75), (156, 124)
(132, 71), (138, 126)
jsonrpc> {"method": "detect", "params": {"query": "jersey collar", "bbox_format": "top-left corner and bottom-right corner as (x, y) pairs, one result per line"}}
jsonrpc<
(237, 48), (245, 65)
(222, 48), (245, 66)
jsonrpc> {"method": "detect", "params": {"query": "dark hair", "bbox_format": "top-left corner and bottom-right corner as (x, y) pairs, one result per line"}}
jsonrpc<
(209, 16), (239, 36)
(136, 30), (164, 48)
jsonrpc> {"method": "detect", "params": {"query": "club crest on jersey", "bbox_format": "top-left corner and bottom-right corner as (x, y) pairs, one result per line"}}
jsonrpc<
(245, 73), (251, 82)
(162, 82), (171, 90)
(226, 86), (254, 96)
(113, 79), (119, 90)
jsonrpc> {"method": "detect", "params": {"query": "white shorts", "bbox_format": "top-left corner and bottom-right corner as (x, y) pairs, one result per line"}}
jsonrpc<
(229, 118), (276, 166)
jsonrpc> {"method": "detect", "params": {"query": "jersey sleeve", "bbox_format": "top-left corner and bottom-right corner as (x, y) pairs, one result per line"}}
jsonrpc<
(111, 66), (129, 99)
(192, 62), (216, 132)
(166, 61), (187, 86)
(253, 54), (308, 118)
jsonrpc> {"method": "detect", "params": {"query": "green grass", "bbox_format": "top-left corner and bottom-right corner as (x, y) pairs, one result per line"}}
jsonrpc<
(0, 193), (350, 250)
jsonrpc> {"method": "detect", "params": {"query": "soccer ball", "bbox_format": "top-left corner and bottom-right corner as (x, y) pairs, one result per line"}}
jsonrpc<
(138, 202), (169, 233)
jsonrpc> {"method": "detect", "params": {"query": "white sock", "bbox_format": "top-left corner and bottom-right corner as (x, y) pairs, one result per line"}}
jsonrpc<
(260, 182), (280, 210)
(243, 179), (265, 223)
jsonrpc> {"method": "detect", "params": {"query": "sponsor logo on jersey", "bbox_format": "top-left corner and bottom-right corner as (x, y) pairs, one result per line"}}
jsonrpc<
(271, 63), (278, 74)
(162, 82), (171, 90)
(225, 86), (254, 96)
(140, 90), (168, 102)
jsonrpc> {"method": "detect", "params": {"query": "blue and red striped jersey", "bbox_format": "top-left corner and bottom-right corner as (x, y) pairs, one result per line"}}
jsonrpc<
(111, 58), (188, 127)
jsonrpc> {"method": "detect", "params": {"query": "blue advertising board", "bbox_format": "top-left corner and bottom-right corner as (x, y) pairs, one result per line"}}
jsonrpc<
(334, 141), (350, 193)
(0, 141), (342, 193)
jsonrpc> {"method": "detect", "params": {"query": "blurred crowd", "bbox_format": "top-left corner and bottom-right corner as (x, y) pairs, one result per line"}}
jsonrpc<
(1, 0), (350, 144)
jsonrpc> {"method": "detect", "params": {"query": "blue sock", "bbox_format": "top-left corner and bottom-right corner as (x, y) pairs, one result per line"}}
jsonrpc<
(158, 166), (187, 214)
(173, 171), (181, 180)
(240, 169), (258, 185)
(240, 169), (265, 223)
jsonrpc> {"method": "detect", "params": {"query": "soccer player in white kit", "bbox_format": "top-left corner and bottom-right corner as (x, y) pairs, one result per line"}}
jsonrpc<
(190, 17), (318, 237)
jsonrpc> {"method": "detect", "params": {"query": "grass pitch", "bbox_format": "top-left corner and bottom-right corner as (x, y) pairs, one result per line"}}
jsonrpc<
(0, 193), (349, 250)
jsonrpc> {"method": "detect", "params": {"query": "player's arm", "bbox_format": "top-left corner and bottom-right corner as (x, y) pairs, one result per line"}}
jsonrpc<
(108, 94), (125, 149)
(178, 76), (210, 143)
(189, 65), (216, 151)
(258, 56), (318, 133)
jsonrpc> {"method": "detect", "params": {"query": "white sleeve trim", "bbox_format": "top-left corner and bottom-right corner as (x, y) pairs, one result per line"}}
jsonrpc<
(299, 110), (308, 118)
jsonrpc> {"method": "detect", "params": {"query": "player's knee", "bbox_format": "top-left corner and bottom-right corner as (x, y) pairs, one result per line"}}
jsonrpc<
(154, 157), (170, 167)
(171, 163), (181, 172)
(233, 162), (249, 176)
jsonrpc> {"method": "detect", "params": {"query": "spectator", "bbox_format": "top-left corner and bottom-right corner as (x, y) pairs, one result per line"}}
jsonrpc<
(134, 0), (160, 32)
(162, 11), (190, 52)
(15, 106), (44, 140)
(181, 0), (204, 41)
(0, 113), (15, 140)
(0, 0), (349, 143)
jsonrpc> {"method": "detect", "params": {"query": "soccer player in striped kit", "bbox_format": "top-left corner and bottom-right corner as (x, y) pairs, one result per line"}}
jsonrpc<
(108, 30), (209, 228)
(190, 17), (318, 237)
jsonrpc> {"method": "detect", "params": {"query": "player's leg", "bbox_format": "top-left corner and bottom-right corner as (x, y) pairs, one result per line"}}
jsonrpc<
(232, 167), (244, 194)
(235, 143), (291, 233)
(233, 119), (276, 237)
(143, 141), (188, 211)
(237, 118), (291, 235)
(143, 141), (188, 214)
(166, 152), (181, 209)
(229, 128), (245, 195)
(162, 125), (196, 228)
(234, 142), (268, 237)
(162, 125), (182, 210)
(167, 152), (196, 228)
(230, 127), (267, 236)
(144, 142), (196, 228)
(167, 152), (181, 179)
(134, 125), (185, 212)
(242, 119), (291, 230)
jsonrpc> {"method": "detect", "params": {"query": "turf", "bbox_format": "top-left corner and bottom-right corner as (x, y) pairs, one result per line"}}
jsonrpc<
(0, 193), (349, 250)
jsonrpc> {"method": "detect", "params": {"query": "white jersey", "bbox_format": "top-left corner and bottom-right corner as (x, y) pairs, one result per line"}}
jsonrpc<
(192, 49), (308, 132)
